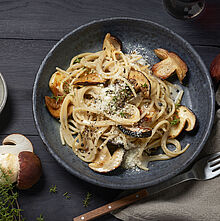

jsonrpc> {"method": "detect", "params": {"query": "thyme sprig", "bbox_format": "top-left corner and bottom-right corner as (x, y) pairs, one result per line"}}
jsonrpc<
(63, 192), (71, 199)
(49, 185), (57, 193)
(83, 192), (92, 207)
(36, 214), (44, 221)
(0, 167), (24, 221)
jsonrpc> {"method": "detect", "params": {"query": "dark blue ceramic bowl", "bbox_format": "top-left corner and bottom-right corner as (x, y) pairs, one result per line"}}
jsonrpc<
(33, 18), (215, 189)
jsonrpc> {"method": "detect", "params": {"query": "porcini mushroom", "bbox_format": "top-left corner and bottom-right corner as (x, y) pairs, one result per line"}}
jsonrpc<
(152, 48), (188, 83)
(0, 134), (42, 189)
(73, 73), (106, 85)
(118, 125), (152, 138)
(45, 96), (73, 119)
(89, 146), (124, 173)
(128, 70), (151, 98)
(103, 33), (122, 57)
(169, 106), (196, 138)
(49, 71), (68, 95)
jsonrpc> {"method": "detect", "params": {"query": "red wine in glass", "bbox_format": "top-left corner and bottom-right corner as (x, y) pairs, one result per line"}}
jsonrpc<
(163, 0), (206, 19)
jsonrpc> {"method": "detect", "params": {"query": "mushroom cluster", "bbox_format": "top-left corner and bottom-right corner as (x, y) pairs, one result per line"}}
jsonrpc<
(0, 134), (42, 189)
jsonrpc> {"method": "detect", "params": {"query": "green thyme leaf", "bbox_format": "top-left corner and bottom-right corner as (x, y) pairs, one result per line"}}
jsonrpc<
(50, 95), (65, 103)
(36, 214), (44, 221)
(83, 192), (92, 207)
(73, 57), (82, 64)
(170, 117), (180, 125)
(175, 103), (181, 109)
(0, 166), (25, 220)
(63, 192), (71, 199)
(49, 184), (57, 193)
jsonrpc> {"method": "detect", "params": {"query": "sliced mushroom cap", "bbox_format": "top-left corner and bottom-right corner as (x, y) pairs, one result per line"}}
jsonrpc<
(128, 70), (151, 98)
(89, 146), (124, 173)
(49, 72), (68, 95)
(0, 134), (33, 155)
(73, 73), (106, 86)
(45, 96), (73, 119)
(118, 125), (152, 138)
(103, 33), (122, 52)
(17, 151), (42, 190)
(169, 105), (196, 138)
(152, 48), (188, 83)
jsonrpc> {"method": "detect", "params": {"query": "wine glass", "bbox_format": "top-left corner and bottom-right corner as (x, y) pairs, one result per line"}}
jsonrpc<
(163, 0), (206, 19)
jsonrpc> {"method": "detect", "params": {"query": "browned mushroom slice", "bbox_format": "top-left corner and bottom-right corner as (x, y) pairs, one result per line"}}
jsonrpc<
(169, 105), (196, 138)
(73, 73), (106, 86)
(103, 33), (122, 52)
(45, 96), (72, 119)
(89, 146), (124, 173)
(128, 70), (151, 98)
(152, 48), (188, 83)
(118, 125), (152, 138)
(49, 72), (68, 95)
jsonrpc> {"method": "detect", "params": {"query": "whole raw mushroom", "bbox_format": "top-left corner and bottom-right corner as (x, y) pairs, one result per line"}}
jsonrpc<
(0, 134), (42, 189)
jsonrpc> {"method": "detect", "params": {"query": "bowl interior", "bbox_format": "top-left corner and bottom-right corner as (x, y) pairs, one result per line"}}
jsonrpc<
(33, 18), (214, 189)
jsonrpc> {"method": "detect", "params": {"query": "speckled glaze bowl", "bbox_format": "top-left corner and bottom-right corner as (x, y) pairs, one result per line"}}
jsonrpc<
(33, 18), (215, 189)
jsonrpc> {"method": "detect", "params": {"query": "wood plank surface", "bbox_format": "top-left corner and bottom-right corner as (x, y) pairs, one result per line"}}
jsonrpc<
(0, 0), (218, 45)
(0, 0), (219, 220)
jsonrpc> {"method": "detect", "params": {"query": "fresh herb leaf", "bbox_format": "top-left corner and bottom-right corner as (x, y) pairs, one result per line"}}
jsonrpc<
(170, 116), (180, 125)
(63, 192), (71, 199)
(83, 192), (92, 207)
(49, 185), (57, 193)
(0, 166), (25, 221)
(141, 83), (148, 88)
(50, 95), (65, 103)
(175, 103), (181, 109)
(36, 214), (44, 221)
(73, 57), (82, 64)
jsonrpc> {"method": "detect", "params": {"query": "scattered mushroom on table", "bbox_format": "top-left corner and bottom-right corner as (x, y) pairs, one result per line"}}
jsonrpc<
(0, 134), (42, 189)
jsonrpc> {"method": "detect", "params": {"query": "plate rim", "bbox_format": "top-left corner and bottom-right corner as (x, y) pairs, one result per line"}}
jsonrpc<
(32, 17), (215, 189)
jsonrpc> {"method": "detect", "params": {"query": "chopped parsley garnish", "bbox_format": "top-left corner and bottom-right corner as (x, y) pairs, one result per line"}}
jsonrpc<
(142, 83), (148, 88)
(63, 81), (70, 94)
(83, 192), (92, 207)
(170, 116), (180, 125)
(73, 57), (82, 64)
(175, 103), (181, 109)
(50, 95), (65, 103)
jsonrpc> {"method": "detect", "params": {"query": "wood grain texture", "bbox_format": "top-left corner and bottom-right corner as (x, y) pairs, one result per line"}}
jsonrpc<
(0, 0), (218, 45)
(0, 135), (120, 221)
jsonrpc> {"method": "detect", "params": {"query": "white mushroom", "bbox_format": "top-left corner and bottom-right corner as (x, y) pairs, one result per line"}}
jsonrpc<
(0, 134), (42, 189)
(0, 134), (33, 155)
(169, 106), (196, 138)
(89, 146), (124, 173)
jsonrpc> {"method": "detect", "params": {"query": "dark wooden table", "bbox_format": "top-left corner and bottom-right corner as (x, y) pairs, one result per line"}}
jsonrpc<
(0, 0), (219, 220)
